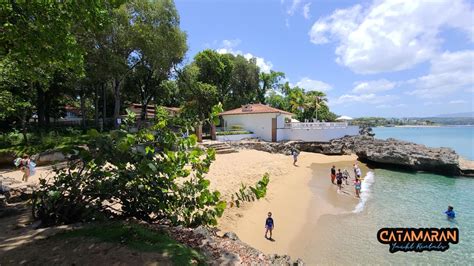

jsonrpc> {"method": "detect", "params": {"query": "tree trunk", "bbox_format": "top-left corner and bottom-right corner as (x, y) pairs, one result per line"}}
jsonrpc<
(36, 84), (45, 127)
(94, 85), (99, 128)
(102, 83), (107, 131)
(21, 112), (28, 144)
(44, 89), (51, 126)
(80, 87), (86, 129)
(113, 78), (121, 129)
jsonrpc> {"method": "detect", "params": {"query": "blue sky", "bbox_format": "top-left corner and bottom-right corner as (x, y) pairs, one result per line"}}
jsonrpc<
(175, 0), (474, 117)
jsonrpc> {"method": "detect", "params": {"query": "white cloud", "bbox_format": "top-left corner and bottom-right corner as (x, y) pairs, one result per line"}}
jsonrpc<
(352, 79), (396, 93)
(449, 100), (467, 104)
(331, 93), (398, 105)
(309, 0), (474, 74)
(287, 0), (302, 15)
(303, 3), (311, 19)
(376, 104), (391, 109)
(216, 47), (273, 73)
(407, 50), (474, 98)
(221, 39), (241, 49)
(295, 77), (332, 92)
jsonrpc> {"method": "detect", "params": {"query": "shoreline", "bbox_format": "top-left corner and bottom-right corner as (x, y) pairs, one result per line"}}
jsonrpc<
(206, 150), (361, 259)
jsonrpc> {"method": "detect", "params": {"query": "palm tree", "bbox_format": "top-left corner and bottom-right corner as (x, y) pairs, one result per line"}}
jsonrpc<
(305, 91), (327, 121)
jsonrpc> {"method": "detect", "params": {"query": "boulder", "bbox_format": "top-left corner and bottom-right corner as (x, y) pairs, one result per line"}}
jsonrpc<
(337, 135), (460, 175)
(33, 150), (67, 166)
(0, 150), (16, 167)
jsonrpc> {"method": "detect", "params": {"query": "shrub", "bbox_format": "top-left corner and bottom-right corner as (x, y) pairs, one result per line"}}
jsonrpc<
(33, 113), (226, 227)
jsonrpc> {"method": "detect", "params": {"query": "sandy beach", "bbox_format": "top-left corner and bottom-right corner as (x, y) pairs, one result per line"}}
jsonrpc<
(206, 149), (364, 259)
(1, 149), (365, 260)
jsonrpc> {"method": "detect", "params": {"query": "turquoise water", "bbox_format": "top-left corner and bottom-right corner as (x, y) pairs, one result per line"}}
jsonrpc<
(309, 170), (474, 264)
(372, 126), (474, 160)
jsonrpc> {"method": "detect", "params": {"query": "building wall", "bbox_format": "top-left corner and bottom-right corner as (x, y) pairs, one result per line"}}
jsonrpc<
(277, 126), (359, 142)
(216, 133), (257, 141)
(222, 113), (283, 141)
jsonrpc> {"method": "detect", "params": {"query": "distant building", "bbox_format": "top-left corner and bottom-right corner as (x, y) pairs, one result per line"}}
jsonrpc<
(126, 104), (180, 119)
(219, 103), (359, 142)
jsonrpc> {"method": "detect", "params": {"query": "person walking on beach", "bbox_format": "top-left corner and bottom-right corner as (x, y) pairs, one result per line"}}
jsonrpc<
(354, 178), (361, 198)
(291, 147), (299, 166)
(343, 169), (350, 185)
(445, 206), (455, 220)
(15, 154), (31, 182)
(265, 212), (274, 240)
(330, 165), (336, 184)
(354, 164), (362, 179)
(336, 169), (343, 192)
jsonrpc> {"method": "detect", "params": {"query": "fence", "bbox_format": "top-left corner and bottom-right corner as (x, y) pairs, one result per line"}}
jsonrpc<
(283, 122), (349, 129)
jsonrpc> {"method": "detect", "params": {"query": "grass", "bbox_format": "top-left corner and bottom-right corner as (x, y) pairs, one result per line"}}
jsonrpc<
(0, 129), (100, 156)
(54, 222), (207, 265)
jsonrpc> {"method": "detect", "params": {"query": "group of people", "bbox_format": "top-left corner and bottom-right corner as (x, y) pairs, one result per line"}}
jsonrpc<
(330, 163), (363, 197)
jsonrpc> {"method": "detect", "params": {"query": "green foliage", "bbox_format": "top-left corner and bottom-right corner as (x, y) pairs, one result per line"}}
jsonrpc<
(33, 116), (226, 227)
(265, 83), (338, 122)
(216, 131), (253, 136)
(230, 173), (270, 208)
(55, 222), (206, 265)
(258, 71), (285, 104)
(0, 129), (91, 156)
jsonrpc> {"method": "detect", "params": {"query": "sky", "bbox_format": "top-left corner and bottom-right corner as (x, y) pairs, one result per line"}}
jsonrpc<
(175, 0), (474, 118)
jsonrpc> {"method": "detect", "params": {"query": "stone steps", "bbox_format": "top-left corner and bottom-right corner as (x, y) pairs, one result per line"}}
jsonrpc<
(201, 141), (238, 154)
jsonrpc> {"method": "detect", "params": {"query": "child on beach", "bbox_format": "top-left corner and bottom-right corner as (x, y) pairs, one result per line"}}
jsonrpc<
(336, 169), (343, 191)
(445, 206), (455, 219)
(291, 148), (299, 166)
(330, 165), (336, 184)
(14, 154), (31, 182)
(265, 212), (274, 240)
(354, 178), (361, 198)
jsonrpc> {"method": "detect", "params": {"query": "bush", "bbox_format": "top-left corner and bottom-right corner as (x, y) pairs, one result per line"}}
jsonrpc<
(216, 130), (252, 136)
(230, 125), (244, 131)
(33, 113), (226, 227)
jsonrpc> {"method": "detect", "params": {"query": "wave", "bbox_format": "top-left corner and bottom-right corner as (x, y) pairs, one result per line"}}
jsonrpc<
(352, 171), (375, 213)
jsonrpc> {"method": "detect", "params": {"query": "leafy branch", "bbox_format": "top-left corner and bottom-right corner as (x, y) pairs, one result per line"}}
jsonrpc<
(229, 173), (270, 208)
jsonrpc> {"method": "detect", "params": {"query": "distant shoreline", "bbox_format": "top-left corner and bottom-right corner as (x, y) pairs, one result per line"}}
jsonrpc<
(374, 125), (474, 128)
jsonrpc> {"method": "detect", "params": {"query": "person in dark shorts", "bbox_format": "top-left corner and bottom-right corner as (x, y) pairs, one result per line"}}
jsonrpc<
(330, 165), (336, 184)
(336, 169), (343, 191)
(265, 212), (274, 240)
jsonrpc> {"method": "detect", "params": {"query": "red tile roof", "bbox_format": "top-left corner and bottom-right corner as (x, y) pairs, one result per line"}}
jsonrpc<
(219, 103), (294, 116)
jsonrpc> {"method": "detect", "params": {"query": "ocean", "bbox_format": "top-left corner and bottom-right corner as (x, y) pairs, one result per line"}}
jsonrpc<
(372, 126), (474, 160)
(306, 126), (474, 264)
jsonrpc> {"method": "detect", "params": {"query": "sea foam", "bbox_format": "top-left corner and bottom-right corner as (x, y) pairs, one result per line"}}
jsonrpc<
(352, 171), (375, 213)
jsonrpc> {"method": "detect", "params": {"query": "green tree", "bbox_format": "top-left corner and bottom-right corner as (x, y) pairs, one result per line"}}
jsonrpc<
(258, 71), (285, 104)
(1, 1), (120, 126)
(225, 55), (260, 109)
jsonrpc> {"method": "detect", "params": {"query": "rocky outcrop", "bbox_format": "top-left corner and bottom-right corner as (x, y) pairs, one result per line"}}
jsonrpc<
(0, 175), (37, 203)
(162, 225), (304, 265)
(32, 150), (67, 166)
(0, 150), (16, 166)
(228, 136), (471, 176)
(339, 136), (461, 175)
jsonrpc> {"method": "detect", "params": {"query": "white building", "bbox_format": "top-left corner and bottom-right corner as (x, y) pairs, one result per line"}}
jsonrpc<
(219, 104), (359, 142)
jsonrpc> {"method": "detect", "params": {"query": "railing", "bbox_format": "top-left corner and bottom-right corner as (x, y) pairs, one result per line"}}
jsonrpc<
(283, 122), (349, 129)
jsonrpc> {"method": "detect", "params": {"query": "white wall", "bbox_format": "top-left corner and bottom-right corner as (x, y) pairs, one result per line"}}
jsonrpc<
(216, 134), (257, 141)
(222, 113), (278, 141)
(277, 126), (359, 142)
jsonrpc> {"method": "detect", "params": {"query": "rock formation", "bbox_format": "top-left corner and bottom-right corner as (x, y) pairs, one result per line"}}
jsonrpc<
(228, 135), (471, 176)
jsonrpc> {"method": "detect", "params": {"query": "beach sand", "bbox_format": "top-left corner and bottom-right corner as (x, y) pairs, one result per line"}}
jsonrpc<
(206, 149), (363, 259)
(1, 149), (365, 261)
